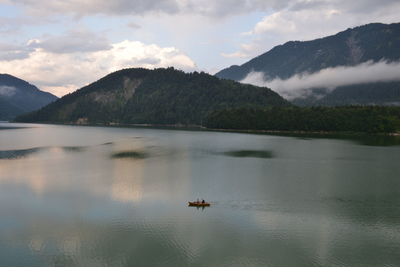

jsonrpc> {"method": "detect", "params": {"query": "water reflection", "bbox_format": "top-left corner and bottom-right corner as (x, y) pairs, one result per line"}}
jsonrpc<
(0, 147), (43, 159)
(0, 125), (30, 130)
(110, 159), (143, 203)
(0, 123), (400, 266)
(353, 134), (400, 146)
(0, 154), (48, 195)
(111, 150), (148, 159)
(62, 146), (87, 152)
(220, 150), (274, 159)
(0, 137), (191, 205)
(269, 132), (400, 147)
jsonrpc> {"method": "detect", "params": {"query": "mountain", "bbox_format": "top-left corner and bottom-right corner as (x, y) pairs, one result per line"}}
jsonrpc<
(0, 74), (58, 120)
(216, 22), (400, 105)
(15, 67), (290, 125)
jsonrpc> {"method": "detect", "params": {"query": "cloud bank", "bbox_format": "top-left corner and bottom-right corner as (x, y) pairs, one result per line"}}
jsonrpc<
(29, 30), (112, 54)
(6, 0), (284, 17)
(0, 39), (196, 97)
(1, 0), (400, 97)
(241, 61), (400, 99)
(0, 42), (33, 61)
(11, 0), (398, 18)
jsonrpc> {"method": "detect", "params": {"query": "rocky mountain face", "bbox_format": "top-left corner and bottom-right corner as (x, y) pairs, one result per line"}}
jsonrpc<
(216, 23), (400, 106)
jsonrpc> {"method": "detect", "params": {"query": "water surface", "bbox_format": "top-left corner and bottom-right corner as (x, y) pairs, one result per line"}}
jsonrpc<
(0, 122), (400, 266)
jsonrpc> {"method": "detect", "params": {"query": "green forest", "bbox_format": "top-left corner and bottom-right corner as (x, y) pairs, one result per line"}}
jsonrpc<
(15, 68), (289, 125)
(205, 106), (400, 133)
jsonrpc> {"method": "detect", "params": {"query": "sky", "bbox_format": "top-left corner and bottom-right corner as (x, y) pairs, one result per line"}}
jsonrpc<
(0, 0), (399, 97)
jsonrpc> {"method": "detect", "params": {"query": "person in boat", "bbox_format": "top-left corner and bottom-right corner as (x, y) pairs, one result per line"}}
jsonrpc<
(201, 199), (205, 204)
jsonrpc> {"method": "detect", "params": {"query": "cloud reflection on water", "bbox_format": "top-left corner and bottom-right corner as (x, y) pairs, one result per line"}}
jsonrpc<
(110, 159), (144, 203)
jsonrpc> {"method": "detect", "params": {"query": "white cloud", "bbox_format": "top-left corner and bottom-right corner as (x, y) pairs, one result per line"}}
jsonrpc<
(221, 42), (264, 59)
(2, 0), (400, 92)
(252, 12), (297, 35)
(0, 86), (17, 97)
(241, 61), (400, 100)
(108, 40), (196, 70)
(0, 40), (196, 97)
(221, 51), (248, 59)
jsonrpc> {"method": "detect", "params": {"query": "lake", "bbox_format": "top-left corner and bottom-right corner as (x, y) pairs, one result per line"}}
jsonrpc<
(1, 122), (400, 266)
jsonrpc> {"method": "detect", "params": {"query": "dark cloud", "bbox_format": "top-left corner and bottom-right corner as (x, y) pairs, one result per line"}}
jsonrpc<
(9, 0), (288, 17)
(31, 30), (112, 54)
(127, 22), (141, 29)
(112, 0), (180, 15)
(289, 0), (328, 11)
(289, 0), (400, 13)
(10, 0), (180, 16)
(6, 0), (400, 19)
(181, 0), (287, 17)
(339, 0), (400, 13)
(0, 16), (36, 34)
(0, 43), (33, 61)
(0, 13), (60, 34)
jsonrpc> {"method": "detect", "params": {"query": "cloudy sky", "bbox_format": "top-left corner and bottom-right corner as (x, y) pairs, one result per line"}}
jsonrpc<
(0, 0), (399, 96)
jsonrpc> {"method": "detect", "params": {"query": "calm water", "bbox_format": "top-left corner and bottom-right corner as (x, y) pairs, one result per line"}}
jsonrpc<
(1, 122), (400, 266)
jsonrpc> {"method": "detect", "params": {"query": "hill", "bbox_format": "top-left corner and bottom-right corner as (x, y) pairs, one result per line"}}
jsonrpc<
(216, 22), (400, 105)
(0, 74), (57, 120)
(15, 67), (290, 125)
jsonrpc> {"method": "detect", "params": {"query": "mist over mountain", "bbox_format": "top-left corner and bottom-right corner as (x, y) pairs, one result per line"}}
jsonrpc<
(0, 74), (57, 120)
(292, 81), (400, 106)
(216, 22), (400, 106)
(15, 67), (289, 125)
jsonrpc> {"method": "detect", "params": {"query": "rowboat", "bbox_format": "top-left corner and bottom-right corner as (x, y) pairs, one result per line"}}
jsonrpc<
(188, 201), (210, 207)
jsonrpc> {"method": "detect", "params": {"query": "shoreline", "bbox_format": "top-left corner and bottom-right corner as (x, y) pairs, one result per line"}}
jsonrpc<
(9, 121), (400, 137)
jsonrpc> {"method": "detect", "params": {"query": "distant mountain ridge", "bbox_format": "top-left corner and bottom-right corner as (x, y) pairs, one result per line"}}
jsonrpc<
(217, 23), (400, 80)
(216, 22), (400, 106)
(0, 74), (57, 120)
(15, 67), (289, 125)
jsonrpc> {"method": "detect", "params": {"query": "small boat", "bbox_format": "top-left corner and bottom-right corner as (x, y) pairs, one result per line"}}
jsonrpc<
(188, 201), (210, 207)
